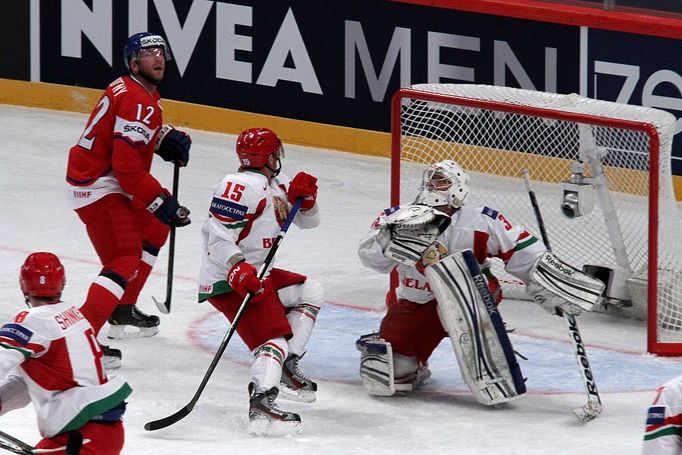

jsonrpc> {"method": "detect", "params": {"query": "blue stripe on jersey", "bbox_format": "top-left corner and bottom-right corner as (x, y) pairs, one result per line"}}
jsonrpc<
(383, 205), (400, 216)
(0, 323), (33, 346)
(210, 197), (247, 220)
(647, 406), (666, 425)
(482, 206), (499, 220)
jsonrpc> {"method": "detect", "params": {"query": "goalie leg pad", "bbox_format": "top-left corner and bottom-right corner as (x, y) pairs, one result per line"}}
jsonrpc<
(356, 333), (395, 396)
(424, 250), (526, 406)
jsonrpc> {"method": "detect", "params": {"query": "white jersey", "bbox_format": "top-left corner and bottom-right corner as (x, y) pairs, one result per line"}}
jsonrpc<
(0, 302), (131, 437)
(358, 205), (546, 303)
(198, 170), (320, 302)
(642, 375), (682, 454)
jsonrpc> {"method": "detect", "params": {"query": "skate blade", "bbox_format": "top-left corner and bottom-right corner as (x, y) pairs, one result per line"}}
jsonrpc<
(107, 325), (159, 340)
(278, 385), (316, 403)
(248, 418), (302, 436)
(103, 356), (122, 370)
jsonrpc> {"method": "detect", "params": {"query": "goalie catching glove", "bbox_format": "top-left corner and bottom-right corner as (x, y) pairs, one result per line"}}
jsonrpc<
(526, 252), (606, 316)
(377, 204), (451, 266)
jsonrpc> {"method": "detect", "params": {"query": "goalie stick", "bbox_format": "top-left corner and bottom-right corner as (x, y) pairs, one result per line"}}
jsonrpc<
(521, 169), (603, 423)
(153, 161), (181, 314)
(144, 198), (304, 431)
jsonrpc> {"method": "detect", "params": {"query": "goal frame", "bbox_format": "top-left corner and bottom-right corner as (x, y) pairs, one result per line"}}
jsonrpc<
(390, 86), (675, 356)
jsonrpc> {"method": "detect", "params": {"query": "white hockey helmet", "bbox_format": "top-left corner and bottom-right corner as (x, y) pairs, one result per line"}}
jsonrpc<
(415, 160), (470, 209)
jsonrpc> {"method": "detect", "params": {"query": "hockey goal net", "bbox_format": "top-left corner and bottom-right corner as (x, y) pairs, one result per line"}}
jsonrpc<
(391, 83), (682, 356)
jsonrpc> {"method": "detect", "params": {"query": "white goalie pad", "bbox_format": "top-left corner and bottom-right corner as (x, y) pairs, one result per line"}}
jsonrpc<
(355, 333), (395, 396)
(424, 250), (526, 406)
(527, 252), (606, 315)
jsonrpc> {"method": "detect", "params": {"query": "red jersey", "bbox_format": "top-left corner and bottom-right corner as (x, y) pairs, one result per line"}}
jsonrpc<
(66, 75), (164, 209)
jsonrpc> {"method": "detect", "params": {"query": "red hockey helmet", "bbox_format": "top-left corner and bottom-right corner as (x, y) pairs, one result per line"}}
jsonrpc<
(20, 252), (65, 299)
(236, 128), (284, 175)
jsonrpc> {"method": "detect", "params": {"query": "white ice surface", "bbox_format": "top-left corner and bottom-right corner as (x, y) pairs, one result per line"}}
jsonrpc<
(0, 104), (678, 454)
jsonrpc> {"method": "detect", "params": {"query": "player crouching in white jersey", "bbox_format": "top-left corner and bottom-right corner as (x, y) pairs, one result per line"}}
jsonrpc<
(198, 128), (324, 435)
(0, 253), (132, 454)
(356, 160), (603, 405)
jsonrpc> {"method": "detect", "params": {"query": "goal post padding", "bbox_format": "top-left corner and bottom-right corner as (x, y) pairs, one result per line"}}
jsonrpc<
(390, 83), (682, 356)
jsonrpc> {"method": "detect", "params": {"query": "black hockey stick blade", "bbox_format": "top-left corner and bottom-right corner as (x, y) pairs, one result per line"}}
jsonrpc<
(144, 405), (191, 431)
(152, 162), (181, 314)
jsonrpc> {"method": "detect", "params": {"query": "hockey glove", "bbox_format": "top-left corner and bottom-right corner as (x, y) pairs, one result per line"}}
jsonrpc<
(155, 125), (191, 166)
(379, 204), (451, 266)
(228, 262), (261, 296)
(147, 191), (191, 227)
(288, 172), (318, 210)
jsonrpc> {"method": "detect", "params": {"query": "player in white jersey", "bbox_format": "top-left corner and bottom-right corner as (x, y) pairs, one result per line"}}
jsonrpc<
(642, 374), (682, 454)
(198, 128), (324, 434)
(0, 253), (131, 454)
(357, 160), (591, 394)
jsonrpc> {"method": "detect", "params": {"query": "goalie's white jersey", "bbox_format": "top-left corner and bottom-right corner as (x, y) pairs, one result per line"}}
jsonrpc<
(358, 205), (546, 303)
(642, 374), (682, 454)
(0, 301), (131, 437)
(198, 170), (319, 302)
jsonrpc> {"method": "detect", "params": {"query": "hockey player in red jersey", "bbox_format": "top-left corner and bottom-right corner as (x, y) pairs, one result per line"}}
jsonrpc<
(198, 128), (324, 435)
(66, 32), (191, 342)
(0, 253), (131, 454)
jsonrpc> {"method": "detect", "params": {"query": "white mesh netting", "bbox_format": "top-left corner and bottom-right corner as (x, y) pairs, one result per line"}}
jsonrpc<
(393, 83), (682, 348)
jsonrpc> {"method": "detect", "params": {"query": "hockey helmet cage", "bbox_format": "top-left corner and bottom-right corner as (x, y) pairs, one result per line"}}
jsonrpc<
(236, 128), (284, 175)
(124, 32), (172, 71)
(415, 160), (470, 209)
(20, 252), (65, 299)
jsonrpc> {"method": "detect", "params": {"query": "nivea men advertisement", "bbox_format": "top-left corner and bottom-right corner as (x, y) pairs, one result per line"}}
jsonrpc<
(37, 1), (579, 132)
(27, 0), (682, 168)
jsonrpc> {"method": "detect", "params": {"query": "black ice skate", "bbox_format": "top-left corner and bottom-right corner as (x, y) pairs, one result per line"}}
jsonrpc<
(248, 382), (302, 436)
(101, 344), (122, 370)
(279, 353), (317, 403)
(107, 304), (160, 339)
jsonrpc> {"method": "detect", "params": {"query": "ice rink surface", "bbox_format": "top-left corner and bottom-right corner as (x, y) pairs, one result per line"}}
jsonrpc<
(0, 104), (680, 454)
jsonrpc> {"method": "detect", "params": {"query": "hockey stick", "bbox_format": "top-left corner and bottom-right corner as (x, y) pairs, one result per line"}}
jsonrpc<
(153, 161), (181, 314)
(0, 430), (85, 455)
(144, 198), (304, 431)
(521, 169), (603, 423)
(0, 431), (32, 454)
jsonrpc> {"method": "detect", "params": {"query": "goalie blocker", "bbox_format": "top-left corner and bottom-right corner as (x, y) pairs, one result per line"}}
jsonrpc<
(425, 250), (526, 406)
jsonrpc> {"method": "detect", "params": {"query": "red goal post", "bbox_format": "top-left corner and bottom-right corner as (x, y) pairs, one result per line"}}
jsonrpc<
(390, 84), (682, 356)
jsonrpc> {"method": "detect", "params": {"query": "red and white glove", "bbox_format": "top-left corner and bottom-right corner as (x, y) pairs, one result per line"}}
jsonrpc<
(228, 262), (261, 296)
(288, 172), (318, 210)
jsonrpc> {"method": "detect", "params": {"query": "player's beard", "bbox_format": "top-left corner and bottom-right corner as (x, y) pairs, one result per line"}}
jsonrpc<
(139, 66), (165, 87)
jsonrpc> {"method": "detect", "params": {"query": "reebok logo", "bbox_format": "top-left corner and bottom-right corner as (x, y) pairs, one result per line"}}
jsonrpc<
(544, 253), (574, 276)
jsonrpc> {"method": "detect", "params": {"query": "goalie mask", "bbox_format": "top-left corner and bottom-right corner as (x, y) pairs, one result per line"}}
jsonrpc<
(415, 160), (470, 209)
(236, 128), (284, 177)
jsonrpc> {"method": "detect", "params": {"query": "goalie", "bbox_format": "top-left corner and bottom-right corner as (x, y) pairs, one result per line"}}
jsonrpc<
(356, 160), (604, 404)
